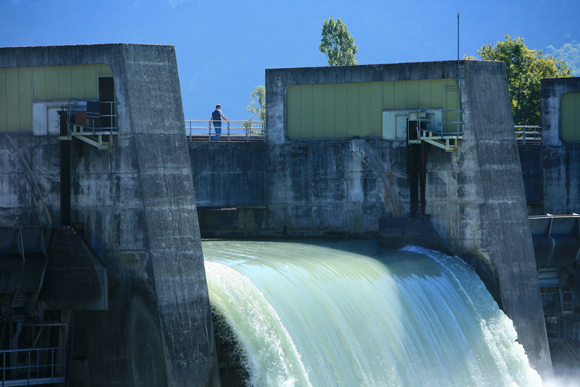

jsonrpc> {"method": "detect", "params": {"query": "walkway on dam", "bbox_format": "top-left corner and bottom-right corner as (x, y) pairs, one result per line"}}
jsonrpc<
(185, 120), (539, 144)
(185, 119), (265, 142)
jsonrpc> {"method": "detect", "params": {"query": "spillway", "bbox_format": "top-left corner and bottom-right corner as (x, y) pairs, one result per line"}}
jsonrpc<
(203, 240), (544, 387)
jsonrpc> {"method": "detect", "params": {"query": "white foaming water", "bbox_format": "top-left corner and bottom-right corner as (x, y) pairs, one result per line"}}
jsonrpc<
(203, 240), (544, 387)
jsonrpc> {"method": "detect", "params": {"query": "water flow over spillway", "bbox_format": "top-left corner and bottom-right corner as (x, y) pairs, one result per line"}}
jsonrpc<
(203, 240), (543, 387)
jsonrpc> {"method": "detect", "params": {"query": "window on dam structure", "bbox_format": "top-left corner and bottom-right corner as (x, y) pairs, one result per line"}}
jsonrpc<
(561, 92), (580, 142)
(285, 78), (460, 140)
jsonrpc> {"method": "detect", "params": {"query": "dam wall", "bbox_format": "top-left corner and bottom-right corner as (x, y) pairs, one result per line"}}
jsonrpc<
(188, 141), (266, 208)
(262, 60), (552, 376)
(0, 45), (214, 386)
(541, 77), (580, 214)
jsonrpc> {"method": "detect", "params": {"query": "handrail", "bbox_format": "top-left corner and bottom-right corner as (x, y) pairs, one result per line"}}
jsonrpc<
(185, 120), (265, 142)
(417, 107), (464, 137)
(67, 99), (119, 132)
(515, 125), (541, 145)
(1, 347), (65, 386)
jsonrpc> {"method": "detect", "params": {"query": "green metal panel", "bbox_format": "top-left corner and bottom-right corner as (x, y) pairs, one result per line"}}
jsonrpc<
(323, 84), (337, 137)
(0, 64), (109, 133)
(430, 80), (443, 108)
(58, 66), (72, 100)
(71, 66), (86, 98)
(18, 69), (32, 131)
(85, 65), (98, 98)
(0, 69), (6, 131)
(44, 67), (59, 100)
(358, 82), (371, 137)
(406, 80), (419, 108)
(383, 82), (395, 110)
(562, 93), (580, 142)
(370, 82), (382, 136)
(444, 87), (459, 133)
(286, 78), (459, 140)
(418, 80), (431, 107)
(287, 86), (301, 139)
(33, 67), (46, 100)
(312, 85), (324, 138)
(98, 64), (113, 76)
(346, 83), (359, 138)
(335, 84), (348, 138)
(301, 85), (314, 139)
(6, 68), (19, 130)
(394, 82), (407, 109)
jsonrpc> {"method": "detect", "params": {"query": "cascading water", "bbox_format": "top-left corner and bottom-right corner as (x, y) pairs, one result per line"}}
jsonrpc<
(203, 240), (544, 387)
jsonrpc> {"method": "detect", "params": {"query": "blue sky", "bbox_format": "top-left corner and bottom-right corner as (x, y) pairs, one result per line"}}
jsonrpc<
(1, 0), (579, 121)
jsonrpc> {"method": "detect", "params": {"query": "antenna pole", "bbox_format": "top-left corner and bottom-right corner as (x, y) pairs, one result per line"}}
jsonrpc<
(457, 11), (460, 62)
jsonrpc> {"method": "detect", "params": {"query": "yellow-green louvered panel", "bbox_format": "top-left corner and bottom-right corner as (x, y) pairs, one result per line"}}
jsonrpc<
(287, 85), (301, 139)
(406, 81), (419, 108)
(0, 64), (105, 133)
(58, 66), (72, 100)
(357, 82), (371, 137)
(33, 67), (46, 100)
(394, 81), (407, 109)
(44, 67), (59, 100)
(370, 82), (382, 136)
(98, 64), (113, 76)
(444, 86), (459, 133)
(300, 84), (314, 139)
(6, 68), (20, 130)
(71, 66), (86, 98)
(562, 93), (580, 142)
(312, 85), (324, 138)
(418, 80), (431, 107)
(286, 78), (459, 139)
(430, 79), (443, 108)
(335, 84), (348, 138)
(323, 84), (336, 138)
(85, 65), (98, 98)
(346, 83), (360, 138)
(0, 69), (7, 130)
(18, 68), (32, 131)
(383, 81), (395, 110)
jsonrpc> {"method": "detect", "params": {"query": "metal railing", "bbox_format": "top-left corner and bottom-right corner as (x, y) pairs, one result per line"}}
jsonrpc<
(1, 347), (65, 386)
(515, 125), (541, 145)
(417, 108), (464, 138)
(185, 120), (265, 142)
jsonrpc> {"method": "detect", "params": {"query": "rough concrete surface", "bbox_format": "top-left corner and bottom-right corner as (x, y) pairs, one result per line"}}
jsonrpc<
(541, 77), (580, 215)
(0, 44), (214, 387)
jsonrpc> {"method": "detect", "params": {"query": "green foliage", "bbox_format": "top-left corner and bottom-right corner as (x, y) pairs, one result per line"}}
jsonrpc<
(319, 16), (358, 66)
(548, 41), (580, 76)
(246, 85), (266, 122)
(474, 35), (572, 125)
(245, 85), (266, 134)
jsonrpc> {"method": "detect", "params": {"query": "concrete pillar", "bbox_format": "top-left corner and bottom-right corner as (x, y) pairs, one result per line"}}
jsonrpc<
(0, 44), (214, 386)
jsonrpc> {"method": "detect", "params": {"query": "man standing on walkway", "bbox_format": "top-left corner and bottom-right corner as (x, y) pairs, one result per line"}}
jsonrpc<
(210, 104), (227, 141)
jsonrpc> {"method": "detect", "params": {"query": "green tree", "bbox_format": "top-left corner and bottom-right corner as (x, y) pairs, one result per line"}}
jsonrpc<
(548, 41), (580, 76)
(468, 35), (572, 125)
(319, 16), (358, 66)
(245, 85), (266, 134)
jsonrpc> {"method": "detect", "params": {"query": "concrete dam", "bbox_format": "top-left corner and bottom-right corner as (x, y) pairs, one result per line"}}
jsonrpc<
(1, 44), (579, 386)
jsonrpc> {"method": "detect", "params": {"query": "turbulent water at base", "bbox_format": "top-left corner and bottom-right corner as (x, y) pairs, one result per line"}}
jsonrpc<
(203, 240), (544, 387)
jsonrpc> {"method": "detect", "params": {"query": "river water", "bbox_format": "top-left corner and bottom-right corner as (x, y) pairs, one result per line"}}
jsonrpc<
(203, 239), (543, 387)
